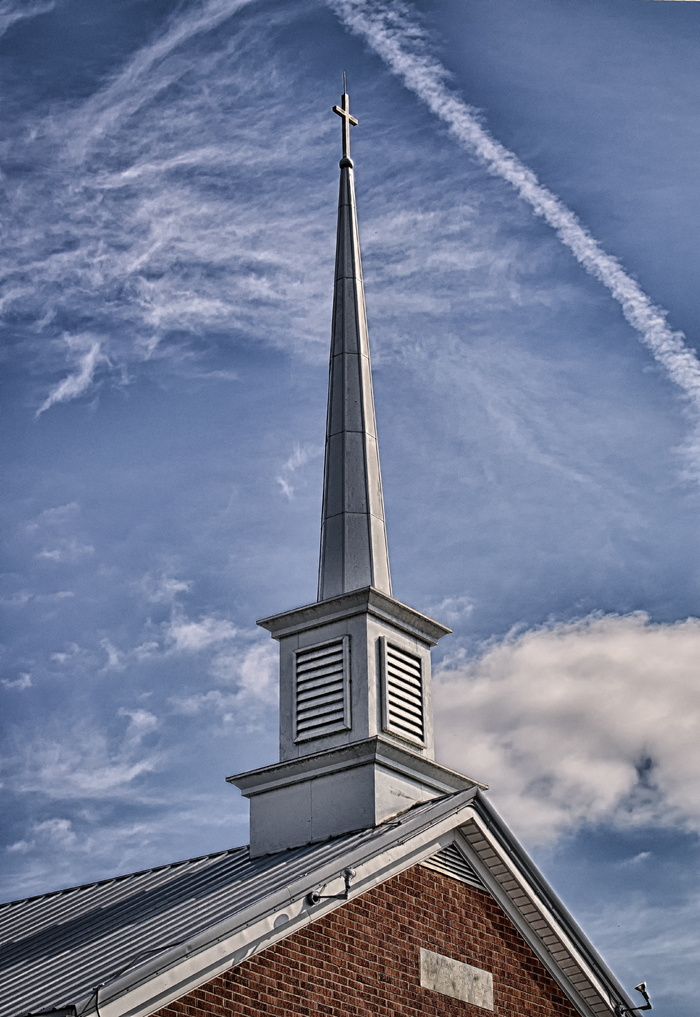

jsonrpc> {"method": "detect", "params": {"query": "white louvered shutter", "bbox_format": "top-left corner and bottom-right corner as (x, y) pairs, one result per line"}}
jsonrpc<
(421, 843), (484, 889)
(382, 639), (425, 746)
(294, 637), (350, 741)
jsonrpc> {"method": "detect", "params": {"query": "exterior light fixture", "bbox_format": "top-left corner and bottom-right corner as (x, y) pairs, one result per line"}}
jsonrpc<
(306, 868), (356, 906)
(615, 982), (652, 1016)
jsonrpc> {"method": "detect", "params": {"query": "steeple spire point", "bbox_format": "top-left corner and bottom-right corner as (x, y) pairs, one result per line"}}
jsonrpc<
(319, 87), (392, 601)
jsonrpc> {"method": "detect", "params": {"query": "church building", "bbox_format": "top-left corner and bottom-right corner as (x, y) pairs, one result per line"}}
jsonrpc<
(0, 90), (646, 1017)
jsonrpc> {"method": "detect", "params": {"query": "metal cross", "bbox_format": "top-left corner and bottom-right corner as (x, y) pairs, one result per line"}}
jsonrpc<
(332, 75), (358, 160)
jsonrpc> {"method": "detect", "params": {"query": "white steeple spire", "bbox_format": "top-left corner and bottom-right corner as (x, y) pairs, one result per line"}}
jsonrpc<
(228, 87), (483, 857)
(318, 86), (391, 600)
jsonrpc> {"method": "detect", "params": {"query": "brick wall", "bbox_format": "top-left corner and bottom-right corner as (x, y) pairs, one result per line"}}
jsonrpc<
(154, 864), (580, 1016)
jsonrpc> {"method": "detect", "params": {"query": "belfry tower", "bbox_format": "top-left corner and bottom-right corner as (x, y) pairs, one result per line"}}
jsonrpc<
(229, 87), (483, 857)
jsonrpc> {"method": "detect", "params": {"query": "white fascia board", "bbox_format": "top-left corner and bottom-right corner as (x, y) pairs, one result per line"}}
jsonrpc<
(450, 811), (629, 1017)
(84, 792), (480, 1017)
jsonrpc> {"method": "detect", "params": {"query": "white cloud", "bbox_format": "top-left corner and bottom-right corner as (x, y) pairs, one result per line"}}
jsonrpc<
(1, 674), (32, 690)
(0, 0), (54, 40)
(0, 591), (32, 608)
(0, 797), (249, 902)
(27, 502), (94, 563)
(117, 708), (159, 748)
(172, 640), (277, 731)
(211, 640), (278, 702)
(276, 442), (323, 500)
(1, 0), (345, 414)
(27, 502), (80, 532)
(166, 613), (238, 653)
(67, 0), (257, 161)
(434, 613), (700, 845)
(101, 639), (126, 672)
(6, 839), (32, 854)
(31, 817), (77, 849)
(581, 893), (700, 1006)
(36, 538), (95, 563)
(36, 334), (107, 416)
(428, 596), (474, 626)
(138, 572), (192, 605)
(10, 709), (161, 800)
(50, 642), (85, 665)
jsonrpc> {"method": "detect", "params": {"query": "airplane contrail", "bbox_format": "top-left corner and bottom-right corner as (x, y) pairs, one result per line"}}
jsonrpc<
(329, 0), (700, 419)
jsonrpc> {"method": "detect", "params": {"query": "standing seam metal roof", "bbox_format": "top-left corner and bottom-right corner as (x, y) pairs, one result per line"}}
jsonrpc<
(0, 797), (449, 1017)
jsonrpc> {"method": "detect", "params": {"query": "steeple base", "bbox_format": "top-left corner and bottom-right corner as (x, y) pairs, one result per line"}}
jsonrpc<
(228, 736), (486, 857)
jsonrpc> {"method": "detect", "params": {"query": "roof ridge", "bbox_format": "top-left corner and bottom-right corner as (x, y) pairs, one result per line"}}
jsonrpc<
(0, 845), (249, 910)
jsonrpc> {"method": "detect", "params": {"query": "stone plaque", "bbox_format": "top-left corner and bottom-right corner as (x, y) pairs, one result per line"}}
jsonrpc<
(420, 947), (494, 1010)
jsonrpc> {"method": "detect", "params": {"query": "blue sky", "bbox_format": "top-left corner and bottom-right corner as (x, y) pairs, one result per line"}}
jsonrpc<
(1, 0), (699, 1012)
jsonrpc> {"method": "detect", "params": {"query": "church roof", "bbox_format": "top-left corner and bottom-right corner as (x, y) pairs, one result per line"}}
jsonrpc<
(0, 790), (634, 1017)
(1, 794), (458, 1017)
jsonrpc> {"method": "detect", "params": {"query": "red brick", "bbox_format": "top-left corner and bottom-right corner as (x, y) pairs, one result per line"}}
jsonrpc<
(150, 866), (579, 1017)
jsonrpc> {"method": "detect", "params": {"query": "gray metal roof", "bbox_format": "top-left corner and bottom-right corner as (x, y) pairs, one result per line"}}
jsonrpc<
(0, 792), (635, 1017)
(0, 798), (445, 1017)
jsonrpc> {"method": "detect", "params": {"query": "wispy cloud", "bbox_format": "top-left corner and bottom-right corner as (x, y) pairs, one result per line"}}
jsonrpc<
(1, 0), (336, 412)
(0, 0), (54, 41)
(165, 613), (238, 654)
(66, 0), (258, 162)
(171, 640), (277, 731)
(582, 894), (700, 1008)
(1, 674), (32, 691)
(26, 501), (95, 562)
(276, 442), (323, 500)
(0, 797), (248, 902)
(434, 613), (700, 844)
(138, 572), (192, 605)
(36, 538), (95, 563)
(428, 596), (473, 626)
(36, 334), (107, 416)
(101, 639), (126, 672)
(331, 0), (700, 460)
(10, 709), (161, 800)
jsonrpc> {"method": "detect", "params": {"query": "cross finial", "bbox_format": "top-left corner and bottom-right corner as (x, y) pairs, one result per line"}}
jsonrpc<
(332, 74), (358, 163)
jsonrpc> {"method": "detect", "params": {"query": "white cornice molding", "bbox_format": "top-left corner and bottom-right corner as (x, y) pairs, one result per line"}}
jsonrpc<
(257, 586), (451, 645)
(228, 736), (487, 796)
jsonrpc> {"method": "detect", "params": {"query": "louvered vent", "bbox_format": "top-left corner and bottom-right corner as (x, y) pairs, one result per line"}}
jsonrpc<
(294, 637), (350, 742)
(421, 843), (483, 889)
(382, 640), (425, 745)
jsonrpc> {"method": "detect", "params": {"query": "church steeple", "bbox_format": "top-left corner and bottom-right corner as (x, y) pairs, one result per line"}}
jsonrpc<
(318, 86), (391, 600)
(228, 87), (483, 858)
